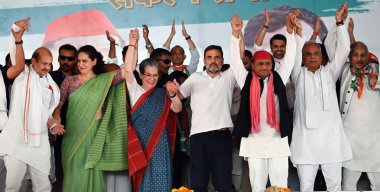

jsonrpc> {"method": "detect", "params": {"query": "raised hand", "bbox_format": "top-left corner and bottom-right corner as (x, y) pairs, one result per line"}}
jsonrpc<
(336, 2), (348, 22)
(230, 14), (243, 38)
(264, 8), (271, 26)
(285, 12), (294, 34)
(106, 30), (116, 44)
(314, 16), (321, 33)
(182, 20), (189, 38)
(129, 29), (139, 45)
(12, 17), (31, 41)
(142, 24), (149, 40)
(348, 17), (354, 33)
(170, 19), (176, 36)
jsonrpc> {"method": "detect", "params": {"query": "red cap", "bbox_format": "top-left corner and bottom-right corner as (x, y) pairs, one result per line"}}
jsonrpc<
(253, 50), (272, 61)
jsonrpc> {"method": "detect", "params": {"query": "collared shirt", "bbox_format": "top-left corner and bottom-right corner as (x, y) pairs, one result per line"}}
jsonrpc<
(179, 69), (236, 136)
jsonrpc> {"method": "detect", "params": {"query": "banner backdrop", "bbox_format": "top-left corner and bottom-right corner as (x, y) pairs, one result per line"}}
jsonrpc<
(0, 0), (379, 70)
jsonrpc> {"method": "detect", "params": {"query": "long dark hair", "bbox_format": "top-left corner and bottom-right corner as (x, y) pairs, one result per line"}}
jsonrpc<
(77, 45), (104, 74)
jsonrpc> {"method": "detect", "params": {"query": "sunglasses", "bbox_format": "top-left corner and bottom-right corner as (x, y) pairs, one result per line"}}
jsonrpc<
(156, 59), (172, 65)
(59, 55), (76, 61)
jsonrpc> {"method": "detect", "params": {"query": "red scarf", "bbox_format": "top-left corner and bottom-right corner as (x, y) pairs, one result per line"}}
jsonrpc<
(249, 71), (279, 133)
(127, 89), (176, 192)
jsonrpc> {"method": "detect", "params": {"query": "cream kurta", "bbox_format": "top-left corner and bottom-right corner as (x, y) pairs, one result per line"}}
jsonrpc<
(290, 25), (352, 165)
(0, 66), (60, 175)
(339, 63), (380, 172)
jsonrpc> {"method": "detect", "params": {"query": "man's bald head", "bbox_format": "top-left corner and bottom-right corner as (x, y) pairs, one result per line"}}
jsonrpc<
(31, 47), (53, 77)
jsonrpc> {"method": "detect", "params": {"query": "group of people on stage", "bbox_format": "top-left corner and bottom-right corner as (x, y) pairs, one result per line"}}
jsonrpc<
(0, 2), (379, 192)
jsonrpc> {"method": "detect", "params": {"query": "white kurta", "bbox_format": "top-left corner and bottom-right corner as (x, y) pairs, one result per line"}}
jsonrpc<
(339, 63), (380, 172)
(0, 66), (60, 175)
(290, 25), (352, 165)
(229, 31), (296, 159)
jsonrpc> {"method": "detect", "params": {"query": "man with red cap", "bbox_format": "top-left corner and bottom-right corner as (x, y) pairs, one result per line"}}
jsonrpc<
(229, 12), (299, 191)
(339, 42), (380, 190)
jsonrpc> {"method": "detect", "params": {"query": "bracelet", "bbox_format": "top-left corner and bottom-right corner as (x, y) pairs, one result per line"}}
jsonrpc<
(15, 40), (23, 45)
(129, 44), (137, 49)
(185, 36), (191, 40)
(49, 123), (57, 134)
(145, 44), (152, 49)
(263, 25), (269, 29)
(336, 21), (344, 26)
(170, 93), (177, 98)
(313, 31), (319, 36)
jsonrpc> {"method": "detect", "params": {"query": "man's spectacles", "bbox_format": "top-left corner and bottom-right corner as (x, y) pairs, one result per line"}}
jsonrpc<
(303, 51), (321, 57)
(59, 55), (76, 61)
(143, 73), (159, 79)
(156, 59), (172, 65)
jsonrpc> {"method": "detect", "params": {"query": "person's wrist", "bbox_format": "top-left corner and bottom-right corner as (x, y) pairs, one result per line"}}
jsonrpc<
(263, 24), (269, 29)
(170, 93), (177, 98)
(336, 20), (344, 26)
(185, 36), (191, 40)
(15, 39), (23, 45)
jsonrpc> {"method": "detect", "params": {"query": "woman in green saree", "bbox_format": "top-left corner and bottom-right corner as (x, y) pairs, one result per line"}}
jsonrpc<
(52, 45), (128, 192)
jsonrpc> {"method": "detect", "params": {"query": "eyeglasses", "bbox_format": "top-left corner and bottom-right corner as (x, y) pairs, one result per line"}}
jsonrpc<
(59, 55), (76, 61)
(156, 59), (172, 65)
(143, 73), (159, 79)
(303, 51), (321, 57)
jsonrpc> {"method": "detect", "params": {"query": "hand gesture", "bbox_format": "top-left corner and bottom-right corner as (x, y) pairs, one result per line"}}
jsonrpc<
(348, 18), (354, 34)
(264, 8), (271, 26)
(142, 24), (149, 40)
(129, 29), (139, 45)
(336, 2), (348, 22)
(314, 16), (321, 33)
(182, 20), (189, 38)
(285, 12), (294, 34)
(170, 19), (176, 36)
(230, 14), (243, 34)
(52, 124), (65, 135)
(12, 17), (30, 41)
(106, 30), (116, 44)
(165, 79), (180, 96)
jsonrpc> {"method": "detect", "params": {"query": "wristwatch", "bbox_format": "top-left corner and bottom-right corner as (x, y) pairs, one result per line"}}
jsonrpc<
(145, 44), (152, 49)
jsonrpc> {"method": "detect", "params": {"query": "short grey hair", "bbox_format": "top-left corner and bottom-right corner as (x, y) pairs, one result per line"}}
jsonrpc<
(139, 58), (159, 74)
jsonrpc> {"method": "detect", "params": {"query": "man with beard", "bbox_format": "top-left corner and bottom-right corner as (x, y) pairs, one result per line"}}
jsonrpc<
(49, 44), (77, 192)
(339, 42), (380, 190)
(178, 44), (237, 192)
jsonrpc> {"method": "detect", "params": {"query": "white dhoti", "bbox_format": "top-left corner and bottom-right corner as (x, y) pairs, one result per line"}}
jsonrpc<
(4, 155), (50, 192)
(297, 163), (342, 192)
(342, 167), (380, 191)
(247, 157), (288, 192)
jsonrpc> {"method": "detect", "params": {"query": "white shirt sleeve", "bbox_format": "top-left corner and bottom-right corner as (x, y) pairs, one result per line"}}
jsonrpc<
(229, 35), (248, 89)
(291, 34), (306, 84)
(326, 24), (351, 81)
(276, 31), (296, 85)
(187, 48), (200, 74)
(179, 74), (193, 98)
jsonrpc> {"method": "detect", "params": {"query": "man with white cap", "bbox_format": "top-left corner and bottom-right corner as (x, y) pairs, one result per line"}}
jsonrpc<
(0, 18), (63, 192)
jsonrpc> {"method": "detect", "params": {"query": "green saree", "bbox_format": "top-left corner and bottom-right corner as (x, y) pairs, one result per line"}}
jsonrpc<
(62, 72), (128, 192)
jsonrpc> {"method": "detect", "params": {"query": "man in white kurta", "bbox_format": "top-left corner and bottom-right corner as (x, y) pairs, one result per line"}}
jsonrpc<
(0, 34), (60, 191)
(339, 42), (380, 190)
(290, 3), (352, 192)
(230, 14), (298, 191)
